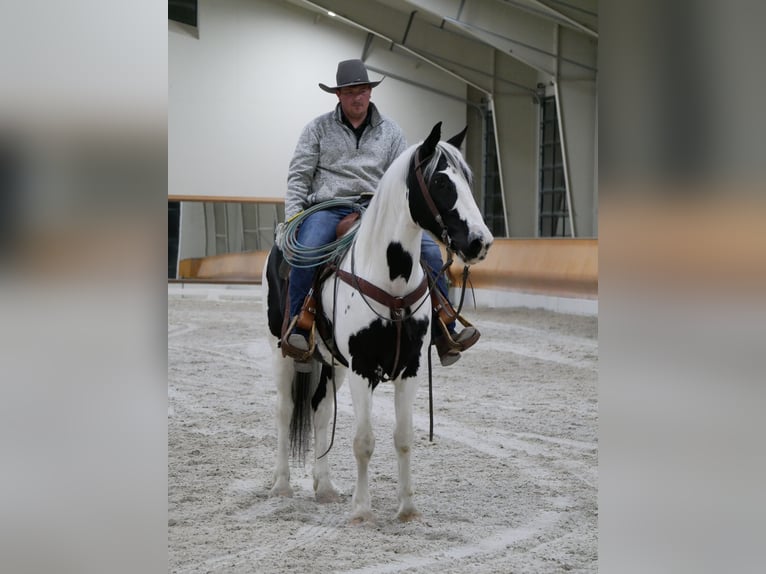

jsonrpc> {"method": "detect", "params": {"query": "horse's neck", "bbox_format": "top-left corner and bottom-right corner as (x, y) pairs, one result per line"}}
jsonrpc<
(351, 184), (423, 292)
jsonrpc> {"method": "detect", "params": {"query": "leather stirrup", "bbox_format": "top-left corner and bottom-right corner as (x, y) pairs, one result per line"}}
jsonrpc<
(281, 316), (316, 361)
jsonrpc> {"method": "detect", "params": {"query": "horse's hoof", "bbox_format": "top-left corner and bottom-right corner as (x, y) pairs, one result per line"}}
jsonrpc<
(315, 487), (341, 504)
(349, 510), (375, 526)
(397, 509), (422, 523)
(269, 482), (293, 498)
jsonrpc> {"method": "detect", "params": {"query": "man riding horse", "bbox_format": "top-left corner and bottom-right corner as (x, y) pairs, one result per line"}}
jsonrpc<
(281, 59), (480, 367)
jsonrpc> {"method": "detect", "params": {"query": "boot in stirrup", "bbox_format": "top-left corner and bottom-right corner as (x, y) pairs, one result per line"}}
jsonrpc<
(281, 291), (317, 371)
(431, 291), (480, 366)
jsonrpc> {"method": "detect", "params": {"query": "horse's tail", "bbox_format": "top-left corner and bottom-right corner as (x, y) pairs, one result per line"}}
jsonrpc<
(289, 362), (316, 463)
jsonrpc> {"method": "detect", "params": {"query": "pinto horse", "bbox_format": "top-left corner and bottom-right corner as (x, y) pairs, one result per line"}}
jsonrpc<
(263, 122), (493, 523)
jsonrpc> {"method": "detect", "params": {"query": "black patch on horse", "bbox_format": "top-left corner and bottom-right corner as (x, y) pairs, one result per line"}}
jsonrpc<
(311, 363), (333, 411)
(386, 242), (413, 282)
(347, 316), (429, 389)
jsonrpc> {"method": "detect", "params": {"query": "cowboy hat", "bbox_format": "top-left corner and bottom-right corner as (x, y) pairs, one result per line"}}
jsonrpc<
(318, 59), (384, 93)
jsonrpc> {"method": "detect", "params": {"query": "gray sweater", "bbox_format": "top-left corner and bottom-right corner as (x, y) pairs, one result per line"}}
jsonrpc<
(285, 103), (407, 220)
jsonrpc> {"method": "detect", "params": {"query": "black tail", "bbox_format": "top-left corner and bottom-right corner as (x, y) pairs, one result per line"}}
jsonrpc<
(289, 364), (315, 463)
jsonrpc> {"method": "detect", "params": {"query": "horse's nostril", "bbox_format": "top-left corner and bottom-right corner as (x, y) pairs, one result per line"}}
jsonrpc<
(467, 238), (484, 260)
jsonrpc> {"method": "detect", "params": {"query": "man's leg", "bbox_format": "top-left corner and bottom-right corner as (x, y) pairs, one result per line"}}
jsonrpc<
(420, 234), (480, 366)
(284, 206), (352, 360)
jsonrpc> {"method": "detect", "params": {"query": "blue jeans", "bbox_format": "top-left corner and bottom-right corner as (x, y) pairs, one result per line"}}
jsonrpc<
(288, 206), (451, 331)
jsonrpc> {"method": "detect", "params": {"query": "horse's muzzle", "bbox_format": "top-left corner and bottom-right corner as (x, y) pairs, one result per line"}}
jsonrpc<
(458, 236), (492, 265)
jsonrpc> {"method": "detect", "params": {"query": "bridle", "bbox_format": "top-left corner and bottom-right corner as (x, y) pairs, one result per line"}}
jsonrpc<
(413, 146), (471, 300)
(413, 147), (451, 248)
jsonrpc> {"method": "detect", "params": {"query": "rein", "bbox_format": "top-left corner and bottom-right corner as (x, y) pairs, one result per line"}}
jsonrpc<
(424, 259), (472, 443)
(414, 147), (475, 441)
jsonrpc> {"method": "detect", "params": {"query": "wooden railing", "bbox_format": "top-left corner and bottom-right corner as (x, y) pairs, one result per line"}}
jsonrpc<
(446, 238), (597, 298)
(174, 238), (597, 298)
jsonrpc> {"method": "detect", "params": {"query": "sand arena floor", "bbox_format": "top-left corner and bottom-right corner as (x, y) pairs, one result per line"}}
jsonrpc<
(168, 286), (598, 573)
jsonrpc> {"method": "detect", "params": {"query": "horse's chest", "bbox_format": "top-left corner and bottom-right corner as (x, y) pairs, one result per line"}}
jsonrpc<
(346, 316), (429, 388)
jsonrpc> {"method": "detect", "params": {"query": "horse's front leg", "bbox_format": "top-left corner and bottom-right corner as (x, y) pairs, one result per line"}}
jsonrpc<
(312, 364), (344, 503)
(394, 376), (421, 522)
(270, 357), (294, 498)
(349, 375), (375, 524)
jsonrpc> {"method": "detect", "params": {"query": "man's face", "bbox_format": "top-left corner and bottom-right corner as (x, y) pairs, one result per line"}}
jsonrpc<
(337, 84), (372, 123)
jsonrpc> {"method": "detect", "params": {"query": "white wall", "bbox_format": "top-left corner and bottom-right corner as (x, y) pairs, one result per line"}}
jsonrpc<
(169, 0), (465, 200)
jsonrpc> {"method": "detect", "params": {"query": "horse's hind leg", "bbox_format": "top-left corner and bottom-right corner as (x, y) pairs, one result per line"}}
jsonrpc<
(349, 375), (375, 523)
(393, 376), (421, 521)
(270, 356), (294, 498)
(312, 364), (343, 503)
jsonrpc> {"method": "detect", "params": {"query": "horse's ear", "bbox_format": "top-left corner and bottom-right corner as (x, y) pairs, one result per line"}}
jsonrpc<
(447, 126), (468, 149)
(421, 122), (442, 158)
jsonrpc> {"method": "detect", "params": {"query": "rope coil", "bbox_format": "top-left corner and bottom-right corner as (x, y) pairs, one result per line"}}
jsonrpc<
(278, 199), (365, 268)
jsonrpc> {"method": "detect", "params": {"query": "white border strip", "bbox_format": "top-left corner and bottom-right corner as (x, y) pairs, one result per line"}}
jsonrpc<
(450, 287), (598, 316)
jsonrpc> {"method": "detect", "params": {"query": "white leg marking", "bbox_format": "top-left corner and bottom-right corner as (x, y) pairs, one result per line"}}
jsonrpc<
(270, 355), (294, 498)
(312, 367), (345, 503)
(349, 375), (375, 524)
(394, 376), (421, 522)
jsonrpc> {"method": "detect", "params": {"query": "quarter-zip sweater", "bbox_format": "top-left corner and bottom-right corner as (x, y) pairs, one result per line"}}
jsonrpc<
(285, 102), (407, 220)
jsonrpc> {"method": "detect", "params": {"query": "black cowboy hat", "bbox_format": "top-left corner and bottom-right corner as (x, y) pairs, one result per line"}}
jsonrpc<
(318, 59), (384, 93)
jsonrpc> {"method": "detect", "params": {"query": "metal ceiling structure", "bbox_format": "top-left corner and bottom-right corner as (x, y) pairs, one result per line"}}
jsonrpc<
(288, 0), (597, 90)
(286, 0), (599, 237)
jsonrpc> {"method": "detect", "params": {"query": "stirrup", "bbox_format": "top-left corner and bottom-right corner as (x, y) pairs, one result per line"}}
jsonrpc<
(281, 316), (316, 362)
(434, 312), (480, 352)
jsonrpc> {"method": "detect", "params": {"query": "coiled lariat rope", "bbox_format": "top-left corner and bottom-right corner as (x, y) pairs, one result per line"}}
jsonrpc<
(279, 199), (365, 268)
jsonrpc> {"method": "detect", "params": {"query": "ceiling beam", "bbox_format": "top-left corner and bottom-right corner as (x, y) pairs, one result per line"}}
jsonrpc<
(297, 0), (493, 93)
(402, 0), (596, 80)
(502, 0), (598, 37)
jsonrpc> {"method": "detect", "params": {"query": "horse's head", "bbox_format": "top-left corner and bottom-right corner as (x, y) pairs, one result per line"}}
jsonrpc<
(407, 122), (493, 265)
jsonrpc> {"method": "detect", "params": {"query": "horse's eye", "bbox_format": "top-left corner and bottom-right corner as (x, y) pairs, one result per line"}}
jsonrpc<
(431, 174), (448, 187)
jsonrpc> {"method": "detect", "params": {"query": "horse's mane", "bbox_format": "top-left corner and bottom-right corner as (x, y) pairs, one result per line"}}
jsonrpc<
(421, 142), (473, 186)
(377, 140), (473, 196)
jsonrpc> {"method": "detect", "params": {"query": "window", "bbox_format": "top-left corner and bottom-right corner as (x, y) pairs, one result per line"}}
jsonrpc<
(483, 110), (506, 237)
(538, 96), (569, 237)
(168, 201), (180, 278)
(213, 202), (229, 254)
(169, 0), (197, 28)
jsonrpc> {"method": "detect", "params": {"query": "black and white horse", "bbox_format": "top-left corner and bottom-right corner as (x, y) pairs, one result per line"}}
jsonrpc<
(263, 122), (493, 523)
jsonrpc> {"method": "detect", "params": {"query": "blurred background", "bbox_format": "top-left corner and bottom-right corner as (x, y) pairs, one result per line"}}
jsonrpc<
(1, 1), (765, 573)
